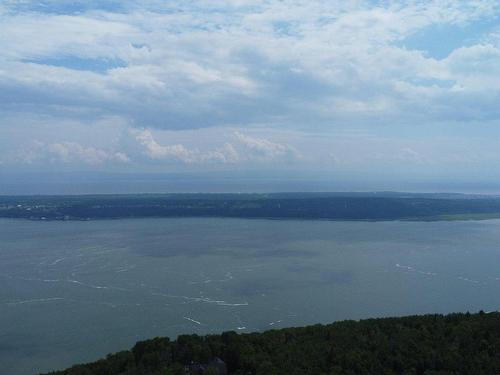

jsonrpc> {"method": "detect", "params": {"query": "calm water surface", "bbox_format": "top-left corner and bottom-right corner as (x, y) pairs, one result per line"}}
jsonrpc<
(1, 218), (499, 374)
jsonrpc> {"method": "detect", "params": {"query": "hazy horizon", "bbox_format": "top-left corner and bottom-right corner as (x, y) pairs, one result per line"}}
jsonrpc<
(3, 170), (500, 196)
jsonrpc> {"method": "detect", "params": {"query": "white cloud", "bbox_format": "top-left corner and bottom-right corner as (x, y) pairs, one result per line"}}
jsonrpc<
(234, 131), (300, 160)
(201, 143), (240, 164)
(48, 142), (130, 165)
(132, 128), (241, 164)
(130, 128), (300, 164)
(10, 140), (130, 166)
(133, 128), (196, 162)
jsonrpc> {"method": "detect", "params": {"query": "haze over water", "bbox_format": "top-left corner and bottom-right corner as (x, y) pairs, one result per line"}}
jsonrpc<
(1, 218), (499, 375)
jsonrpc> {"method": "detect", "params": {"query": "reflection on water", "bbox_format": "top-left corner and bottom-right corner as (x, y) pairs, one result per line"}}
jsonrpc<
(1, 218), (499, 375)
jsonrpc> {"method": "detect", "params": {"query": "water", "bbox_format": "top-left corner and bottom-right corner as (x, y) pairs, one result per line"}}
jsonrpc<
(1, 218), (499, 375)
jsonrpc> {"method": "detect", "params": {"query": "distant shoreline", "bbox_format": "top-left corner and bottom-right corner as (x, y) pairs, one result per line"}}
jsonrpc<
(4, 214), (500, 223)
(3, 192), (500, 222)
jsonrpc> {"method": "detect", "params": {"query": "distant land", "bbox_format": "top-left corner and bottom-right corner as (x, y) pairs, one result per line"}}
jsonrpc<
(45, 311), (500, 375)
(2, 192), (500, 222)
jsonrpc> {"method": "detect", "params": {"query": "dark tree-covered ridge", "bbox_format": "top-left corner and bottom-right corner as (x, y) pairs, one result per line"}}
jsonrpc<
(3, 192), (500, 221)
(45, 311), (500, 375)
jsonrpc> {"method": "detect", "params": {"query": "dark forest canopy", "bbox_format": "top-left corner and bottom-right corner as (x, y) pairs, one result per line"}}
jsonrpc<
(3, 192), (500, 221)
(45, 311), (499, 375)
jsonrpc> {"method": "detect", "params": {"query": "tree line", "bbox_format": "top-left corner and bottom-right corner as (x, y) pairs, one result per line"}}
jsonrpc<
(44, 311), (500, 375)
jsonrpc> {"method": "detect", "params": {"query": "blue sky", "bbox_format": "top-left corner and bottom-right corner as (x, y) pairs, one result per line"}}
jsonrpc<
(1, 1), (500, 192)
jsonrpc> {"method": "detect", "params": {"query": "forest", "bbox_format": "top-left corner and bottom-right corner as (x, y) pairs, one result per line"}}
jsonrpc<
(3, 193), (500, 221)
(45, 311), (500, 375)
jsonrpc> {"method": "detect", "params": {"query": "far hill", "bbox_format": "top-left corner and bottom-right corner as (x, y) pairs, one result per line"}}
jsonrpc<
(3, 192), (500, 221)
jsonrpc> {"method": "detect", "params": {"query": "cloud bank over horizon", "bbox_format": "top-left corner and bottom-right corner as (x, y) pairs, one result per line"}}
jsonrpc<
(1, 0), (500, 185)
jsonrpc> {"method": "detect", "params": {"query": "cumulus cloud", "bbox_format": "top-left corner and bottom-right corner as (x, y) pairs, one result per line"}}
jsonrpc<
(9, 140), (130, 166)
(47, 142), (129, 164)
(130, 128), (299, 164)
(201, 143), (240, 164)
(132, 128), (241, 164)
(133, 129), (196, 163)
(234, 131), (300, 161)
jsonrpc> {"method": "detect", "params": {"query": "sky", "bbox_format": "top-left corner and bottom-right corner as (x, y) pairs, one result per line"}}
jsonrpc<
(1, 1), (500, 193)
